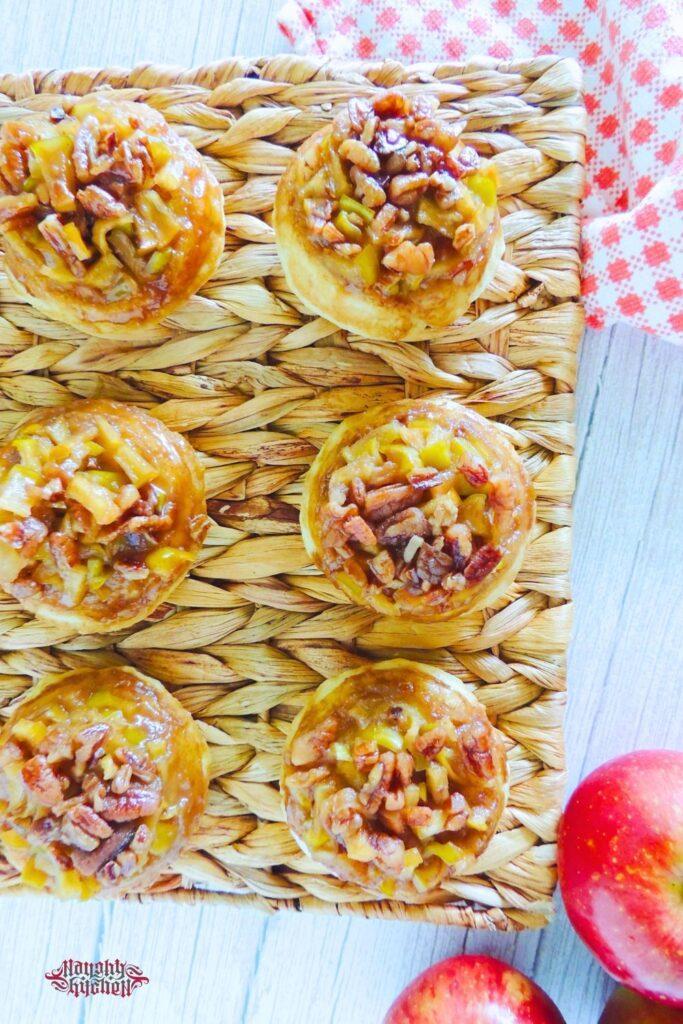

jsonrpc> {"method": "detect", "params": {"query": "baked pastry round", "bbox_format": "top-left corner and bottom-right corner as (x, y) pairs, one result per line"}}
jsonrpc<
(0, 398), (208, 632)
(0, 666), (209, 898)
(301, 395), (534, 620)
(282, 659), (507, 900)
(274, 91), (503, 341)
(0, 96), (225, 336)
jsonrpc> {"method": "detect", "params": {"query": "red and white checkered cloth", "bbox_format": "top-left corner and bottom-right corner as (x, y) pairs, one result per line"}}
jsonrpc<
(278, 0), (683, 341)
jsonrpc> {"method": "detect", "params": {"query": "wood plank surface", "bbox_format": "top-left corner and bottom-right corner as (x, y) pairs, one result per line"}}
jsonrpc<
(0, 3), (681, 1022)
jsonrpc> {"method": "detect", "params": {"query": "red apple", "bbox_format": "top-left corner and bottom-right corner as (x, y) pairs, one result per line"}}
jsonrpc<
(383, 954), (565, 1023)
(558, 750), (683, 1008)
(599, 986), (683, 1023)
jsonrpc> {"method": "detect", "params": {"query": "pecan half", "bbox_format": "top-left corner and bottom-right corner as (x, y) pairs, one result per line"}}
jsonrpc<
(364, 484), (421, 522)
(21, 755), (63, 806)
(463, 544), (501, 583)
(100, 782), (162, 822)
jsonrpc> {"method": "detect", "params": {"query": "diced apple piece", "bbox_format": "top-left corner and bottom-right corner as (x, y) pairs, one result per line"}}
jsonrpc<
(135, 190), (182, 252)
(345, 831), (376, 863)
(424, 841), (464, 865)
(0, 466), (39, 517)
(150, 821), (178, 856)
(412, 858), (444, 892)
(411, 810), (446, 841)
(95, 416), (121, 451)
(12, 435), (52, 472)
(20, 857), (49, 889)
(11, 719), (47, 745)
(61, 564), (88, 606)
(421, 439), (451, 471)
(111, 442), (157, 487)
(65, 472), (122, 525)
(0, 539), (30, 585)
(361, 724), (404, 752)
(145, 546), (192, 577)
(459, 494), (490, 538)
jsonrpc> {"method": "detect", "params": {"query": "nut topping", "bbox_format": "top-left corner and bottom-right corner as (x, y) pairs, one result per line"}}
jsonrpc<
(283, 661), (508, 898)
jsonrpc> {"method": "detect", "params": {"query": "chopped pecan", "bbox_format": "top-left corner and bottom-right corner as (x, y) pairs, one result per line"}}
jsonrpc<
(72, 116), (101, 183)
(368, 549), (395, 585)
(346, 98), (373, 133)
(61, 817), (100, 852)
(360, 115), (379, 146)
(364, 483), (421, 522)
(414, 543), (453, 586)
(21, 755), (63, 807)
(370, 202), (398, 237)
(76, 184), (127, 219)
(338, 138), (380, 174)
(340, 514), (377, 549)
(367, 830), (405, 872)
(462, 725), (495, 778)
(414, 724), (448, 759)
(74, 724), (110, 776)
(460, 463), (489, 487)
(321, 221), (345, 244)
(382, 239), (434, 275)
(359, 757), (391, 815)
(350, 165), (385, 207)
(287, 766), (330, 796)
(409, 466), (453, 490)
(37, 724), (73, 765)
(387, 173), (430, 206)
(463, 544), (501, 583)
(290, 717), (339, 767)
(323, 787), (364, 839)
(37, 216), (85, 276)
(28, 815), (59, 843)
(348, 477), (366, 508)
(116, 849), (138, 877)
(130, 823), (151, 853)
(453, 222), (476, 251)
(96, 859), (122, 885)
(99, 509), (173, 545)
(375, 506), (430, 546)
(384, 789), (405, 812)
(444, 791), (470, 831)
(111, 763), (133, 795)
(66, 802), (113, 841)
(443, 523), (473, 571)
(71, 822), (136, 877)
(395, 751), (414, 787)
(100, 782), (161, 822)
(353, 739), (379, 772)
(113, 748), (155, 782)
(82, 772), (107, 812)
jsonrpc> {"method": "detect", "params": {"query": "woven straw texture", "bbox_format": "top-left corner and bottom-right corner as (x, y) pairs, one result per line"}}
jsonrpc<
(0, 55), (585, 929)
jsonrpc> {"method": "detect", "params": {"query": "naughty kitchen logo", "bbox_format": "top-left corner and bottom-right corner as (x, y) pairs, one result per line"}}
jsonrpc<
(44, 958), (149, 998)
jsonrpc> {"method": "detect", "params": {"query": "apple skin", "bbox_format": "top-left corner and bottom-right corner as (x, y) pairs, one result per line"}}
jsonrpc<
(599, 986), (683, 1023)
(383, 954), (565, 1024)
(558, 750), (683, 1008)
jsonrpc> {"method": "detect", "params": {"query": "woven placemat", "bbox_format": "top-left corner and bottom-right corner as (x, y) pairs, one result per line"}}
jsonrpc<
(0, 55), (585, 929)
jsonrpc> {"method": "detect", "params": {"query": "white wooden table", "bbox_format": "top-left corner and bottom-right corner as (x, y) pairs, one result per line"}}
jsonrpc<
(1, 3), (681, 1021)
